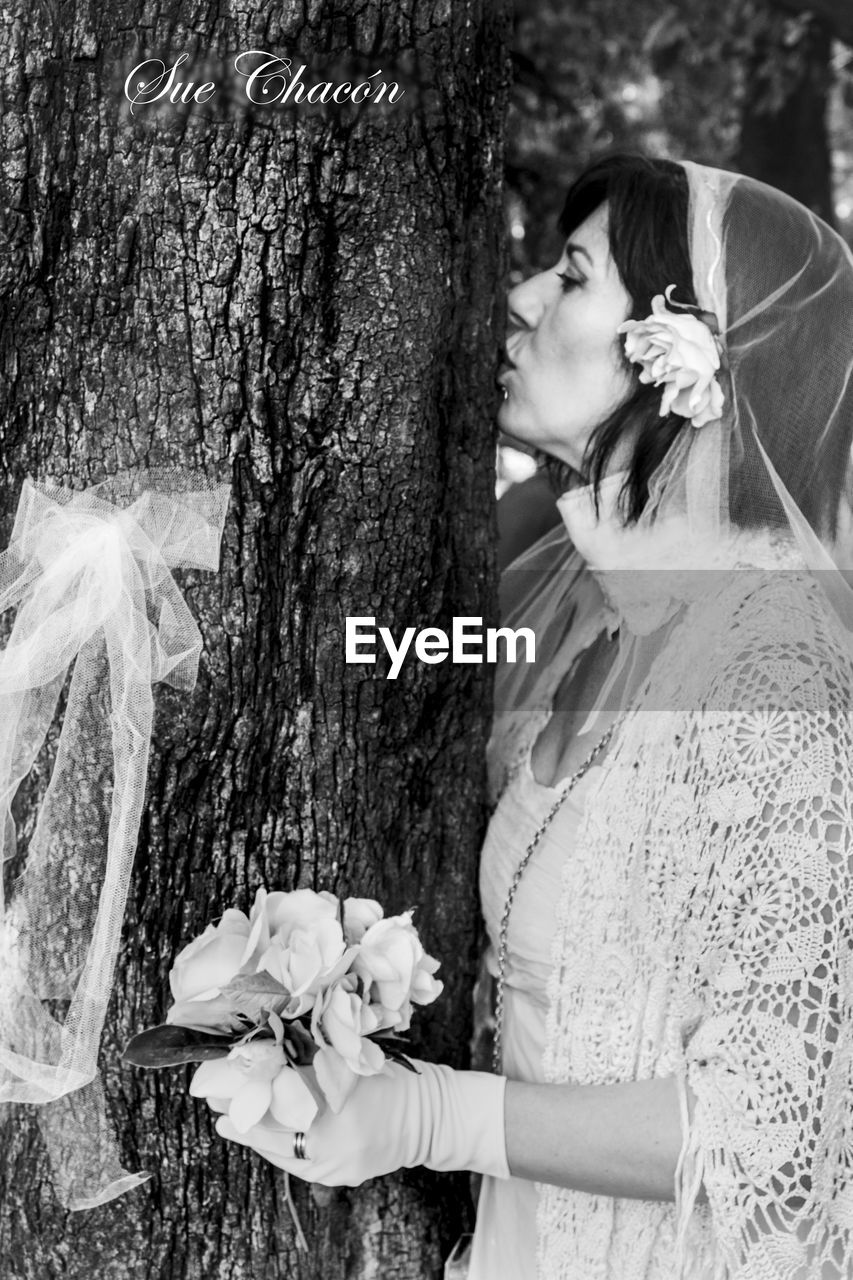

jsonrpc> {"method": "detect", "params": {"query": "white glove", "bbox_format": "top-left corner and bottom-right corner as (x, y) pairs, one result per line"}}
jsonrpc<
(213, 1058), (509, 1187)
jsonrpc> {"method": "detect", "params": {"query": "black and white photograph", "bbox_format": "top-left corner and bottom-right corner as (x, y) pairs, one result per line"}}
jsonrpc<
(1, 2), (853, 1277)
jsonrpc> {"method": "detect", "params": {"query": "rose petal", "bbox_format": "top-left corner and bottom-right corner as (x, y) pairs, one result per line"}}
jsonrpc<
(313, 1045), (359, 1113)
(170, 933), (251, 1002)
(229, 1078), (273, 1133)
(266, 889), (337, 939)
(284, 991), (316, 1018)
(241, 905), (270, 968)
(258, 940), (288, 986)
(341, 898), (383, 944)
(269, 1067), (320, 1130)
(321, 1002), (366, 1061)
(353, 1037), (386, 1076)
(167, 995), (249, 1033)
(190, 1058), (246, 1099)
(394, 1004), (413, 1032)
(219, 908), (251, 932)
(412, 973), (443, 1005)
(372, 1004), (406, 1032)
(374, 977), (409, 1011)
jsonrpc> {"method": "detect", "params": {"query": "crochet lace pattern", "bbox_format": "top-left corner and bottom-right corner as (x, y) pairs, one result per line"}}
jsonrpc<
(498, 557), (853, 1279)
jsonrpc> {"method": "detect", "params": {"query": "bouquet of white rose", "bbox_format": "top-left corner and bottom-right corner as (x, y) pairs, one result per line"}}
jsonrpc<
(123, 887), (444, 1243)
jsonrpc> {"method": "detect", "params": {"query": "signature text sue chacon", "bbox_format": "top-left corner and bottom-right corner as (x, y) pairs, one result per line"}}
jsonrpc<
(346, 617), (535, 680)
(124, 52), (405, 115)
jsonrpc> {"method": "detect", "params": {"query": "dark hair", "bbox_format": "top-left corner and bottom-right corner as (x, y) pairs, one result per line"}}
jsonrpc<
(544, 153), (696, 522)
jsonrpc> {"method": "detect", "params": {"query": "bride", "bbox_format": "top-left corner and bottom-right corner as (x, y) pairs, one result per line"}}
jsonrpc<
(211, 154), (853, 1279)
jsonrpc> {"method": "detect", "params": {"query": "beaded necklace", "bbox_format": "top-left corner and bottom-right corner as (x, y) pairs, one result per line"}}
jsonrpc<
(491, 718), (620, 1075)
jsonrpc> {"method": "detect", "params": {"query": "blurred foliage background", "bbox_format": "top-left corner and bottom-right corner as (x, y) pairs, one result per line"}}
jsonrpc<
(506, 0), (853, 277)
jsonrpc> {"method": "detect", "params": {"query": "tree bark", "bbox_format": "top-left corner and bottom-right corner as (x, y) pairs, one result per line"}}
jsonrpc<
(736, 12), (836, 223)
(0, 3), (511, 1277)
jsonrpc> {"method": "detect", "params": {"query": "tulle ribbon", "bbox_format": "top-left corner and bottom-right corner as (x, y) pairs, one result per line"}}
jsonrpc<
(0, 472), (230, 1207)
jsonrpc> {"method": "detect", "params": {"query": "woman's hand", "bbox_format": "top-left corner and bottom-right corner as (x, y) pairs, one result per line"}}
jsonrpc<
(209, 1055), (690, 1200)
(212, 1058), (509, 1188)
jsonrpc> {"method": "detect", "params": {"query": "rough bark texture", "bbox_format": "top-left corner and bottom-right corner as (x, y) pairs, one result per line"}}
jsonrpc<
(736, 14), (835, 223)
(0, 3), (511, 1276)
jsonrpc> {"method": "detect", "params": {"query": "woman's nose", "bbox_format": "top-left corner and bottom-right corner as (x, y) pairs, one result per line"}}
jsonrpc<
(506, 270), (548, 334)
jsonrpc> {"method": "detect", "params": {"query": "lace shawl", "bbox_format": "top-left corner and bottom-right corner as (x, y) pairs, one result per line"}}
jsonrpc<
(494, 533), (853, 1279)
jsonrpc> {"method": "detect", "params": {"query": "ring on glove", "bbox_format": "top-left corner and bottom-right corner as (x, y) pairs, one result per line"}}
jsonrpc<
(292, 1131), (308, 1160)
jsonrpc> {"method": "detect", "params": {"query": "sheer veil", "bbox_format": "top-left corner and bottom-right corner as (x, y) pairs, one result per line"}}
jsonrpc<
(496, 161), (853, 734)
(0, 469), (230, 1207)
(653, 161), (853, 598)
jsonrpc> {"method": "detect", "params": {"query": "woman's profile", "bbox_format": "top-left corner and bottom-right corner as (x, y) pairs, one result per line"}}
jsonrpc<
(208, 154), (853, 1280)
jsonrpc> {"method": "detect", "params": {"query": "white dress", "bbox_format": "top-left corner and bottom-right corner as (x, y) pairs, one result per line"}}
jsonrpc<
(468, 713), (604, 1280)
(468, 480), (853, 1278)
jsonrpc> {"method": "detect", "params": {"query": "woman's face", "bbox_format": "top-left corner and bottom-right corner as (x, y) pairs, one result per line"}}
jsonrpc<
(497, 203), (635, 473)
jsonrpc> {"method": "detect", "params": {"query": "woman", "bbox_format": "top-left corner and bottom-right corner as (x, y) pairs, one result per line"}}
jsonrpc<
(212, 155), (853, 1279)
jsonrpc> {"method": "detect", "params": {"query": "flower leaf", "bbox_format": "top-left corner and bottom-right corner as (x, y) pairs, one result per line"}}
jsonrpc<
(122, 1023), (235, 1069)
(381, 1045), (419, 1073)
(218, 972), (290, 999)
(368, 1031), (413, 1048)
(283, 1018), (317, 1066)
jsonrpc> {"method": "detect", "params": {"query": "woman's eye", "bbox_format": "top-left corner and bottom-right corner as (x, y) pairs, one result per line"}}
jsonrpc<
(555, 271), (581, 292)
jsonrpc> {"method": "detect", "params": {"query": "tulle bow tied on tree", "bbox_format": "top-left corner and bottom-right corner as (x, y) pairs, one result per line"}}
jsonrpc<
(0, 472), (230, 1208)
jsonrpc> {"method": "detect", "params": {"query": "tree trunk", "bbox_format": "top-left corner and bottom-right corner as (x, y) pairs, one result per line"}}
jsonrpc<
(0, 3), (511, 1276)
(736, 11), (835, 223)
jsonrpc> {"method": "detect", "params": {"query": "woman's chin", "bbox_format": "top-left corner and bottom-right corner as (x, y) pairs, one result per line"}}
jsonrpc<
(498, 429), (539, 458)
(496, 403), (538, 456)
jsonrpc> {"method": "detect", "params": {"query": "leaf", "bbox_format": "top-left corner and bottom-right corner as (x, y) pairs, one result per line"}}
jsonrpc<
(367, 1031), (419, 1058)
(121, 1023), (235, 1069)
(382, 1046), (419, 1074)
(219, 972), (290, 999)
(282, 1018), (317, 1067)
(368, 1031), (413, 1047)
(213, 971), (294, 1026)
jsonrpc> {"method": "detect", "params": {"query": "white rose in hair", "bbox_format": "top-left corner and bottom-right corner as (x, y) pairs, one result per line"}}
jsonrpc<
(618, 286), (724, 428)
